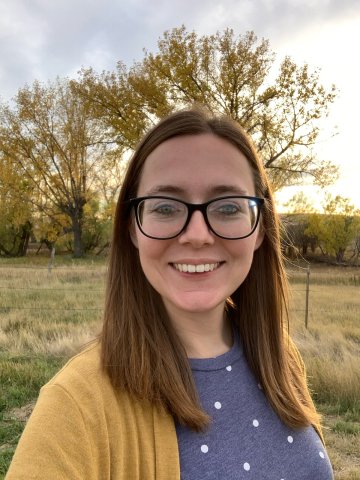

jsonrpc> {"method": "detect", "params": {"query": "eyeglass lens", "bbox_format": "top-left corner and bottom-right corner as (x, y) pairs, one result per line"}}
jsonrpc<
(136, 197), (260, 239)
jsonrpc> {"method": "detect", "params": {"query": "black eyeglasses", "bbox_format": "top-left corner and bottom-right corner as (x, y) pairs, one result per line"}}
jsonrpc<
(129, 195), (264, 240)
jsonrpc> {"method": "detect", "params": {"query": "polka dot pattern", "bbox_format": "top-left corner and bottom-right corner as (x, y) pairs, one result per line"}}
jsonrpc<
(175, 338), (333, 479)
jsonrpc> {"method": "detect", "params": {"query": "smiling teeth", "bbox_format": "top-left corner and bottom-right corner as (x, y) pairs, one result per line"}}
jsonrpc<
(173, 263), (219, 273)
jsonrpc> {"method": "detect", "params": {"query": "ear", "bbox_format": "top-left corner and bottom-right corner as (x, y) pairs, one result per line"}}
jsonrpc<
(129, 220), (139, 249)
(254, 227), (265, 251)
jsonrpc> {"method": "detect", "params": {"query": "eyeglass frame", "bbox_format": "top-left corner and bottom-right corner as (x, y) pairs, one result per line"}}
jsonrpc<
(128, 195), (265, 240)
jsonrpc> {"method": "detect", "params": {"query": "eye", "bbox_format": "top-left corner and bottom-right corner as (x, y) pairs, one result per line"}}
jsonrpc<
(145, 199), (184, 218)
(217, 204), (241, 215)
(210, 200), (244, 216)
(153, 204), (176, 215)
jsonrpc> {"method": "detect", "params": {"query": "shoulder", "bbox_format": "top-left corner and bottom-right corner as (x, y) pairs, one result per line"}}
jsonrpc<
(48, 341), (102, 385)
(42, 341), (146, 416)
(42, 341), (115, 408)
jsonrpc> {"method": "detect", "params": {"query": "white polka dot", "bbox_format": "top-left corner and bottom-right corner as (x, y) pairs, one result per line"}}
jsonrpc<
(252, 419), (259, 427)
(243, 462), (250, 471)
(226, 365), (232, 371)
(214, 401), (222, 409)
(287, 435), (293, 444)
(201, 444), (209, 453)
(319, 451), (325, 459)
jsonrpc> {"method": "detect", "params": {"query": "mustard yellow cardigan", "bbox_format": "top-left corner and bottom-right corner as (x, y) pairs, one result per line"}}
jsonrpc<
(6, 343), (180, 479)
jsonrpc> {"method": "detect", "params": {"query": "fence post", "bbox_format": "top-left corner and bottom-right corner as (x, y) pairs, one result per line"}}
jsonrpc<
(48, 247), (56, 274)
(305, 266), (310, 329)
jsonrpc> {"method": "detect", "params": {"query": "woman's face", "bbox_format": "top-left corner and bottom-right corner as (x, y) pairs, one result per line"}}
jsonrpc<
(131, 133), (263, 320)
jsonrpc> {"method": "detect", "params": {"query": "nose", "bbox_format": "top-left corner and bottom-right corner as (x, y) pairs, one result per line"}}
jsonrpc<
(178, 210), (215, 246)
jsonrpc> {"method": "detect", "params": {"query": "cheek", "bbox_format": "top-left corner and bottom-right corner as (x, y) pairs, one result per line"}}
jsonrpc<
(225, 236), (258, 259)
(136, 239), (172, 293)
(136, 234), (170, 266)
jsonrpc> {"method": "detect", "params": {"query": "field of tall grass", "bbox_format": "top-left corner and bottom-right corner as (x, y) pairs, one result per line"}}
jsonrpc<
(0, 257), (359, 478)
(286, 263), (360, 479)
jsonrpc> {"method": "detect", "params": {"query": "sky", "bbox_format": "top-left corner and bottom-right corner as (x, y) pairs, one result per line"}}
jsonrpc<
(1, 0), (359, 211)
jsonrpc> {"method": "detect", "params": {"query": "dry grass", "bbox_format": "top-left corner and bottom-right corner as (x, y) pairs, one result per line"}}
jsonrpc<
(0, 258), (359, 478)
(0, 265), (105, 356)
(289, 281), (360, 410)
(288, 265), (360, 479)
(323, 415), (360, 479)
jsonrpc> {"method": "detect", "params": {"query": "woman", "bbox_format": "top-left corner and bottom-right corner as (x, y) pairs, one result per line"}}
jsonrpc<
(6, 109), (333, 479)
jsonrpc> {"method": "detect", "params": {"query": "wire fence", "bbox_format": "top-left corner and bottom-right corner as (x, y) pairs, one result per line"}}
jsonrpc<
(0, 263), (358, 329)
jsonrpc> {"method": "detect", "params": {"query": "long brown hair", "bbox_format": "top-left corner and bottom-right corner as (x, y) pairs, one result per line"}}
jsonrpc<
(101, 108), (322, 436)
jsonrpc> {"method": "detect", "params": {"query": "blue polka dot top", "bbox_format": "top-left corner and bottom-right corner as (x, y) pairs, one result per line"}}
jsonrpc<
(176, 334), (334, 479)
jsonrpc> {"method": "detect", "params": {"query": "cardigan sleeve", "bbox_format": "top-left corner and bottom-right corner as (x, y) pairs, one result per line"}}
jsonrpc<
(6, 384), (96, 480)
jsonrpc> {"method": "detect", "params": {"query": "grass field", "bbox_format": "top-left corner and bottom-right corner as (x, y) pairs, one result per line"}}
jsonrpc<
(0, 256), (359, 478)
(287, 263), (360, 479)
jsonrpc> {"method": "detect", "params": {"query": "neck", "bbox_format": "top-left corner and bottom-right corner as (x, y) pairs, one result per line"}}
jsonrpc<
(165, 303), (233, 359)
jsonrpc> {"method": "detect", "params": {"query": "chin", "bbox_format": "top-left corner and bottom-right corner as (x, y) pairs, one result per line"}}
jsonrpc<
(169, 295), (225, 315)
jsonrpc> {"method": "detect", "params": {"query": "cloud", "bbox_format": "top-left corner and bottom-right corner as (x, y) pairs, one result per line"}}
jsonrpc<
(0, 0), (359, 101)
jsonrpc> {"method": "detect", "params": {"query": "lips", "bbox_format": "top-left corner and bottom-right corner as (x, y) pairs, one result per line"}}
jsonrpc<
(172, 262), (221, 273)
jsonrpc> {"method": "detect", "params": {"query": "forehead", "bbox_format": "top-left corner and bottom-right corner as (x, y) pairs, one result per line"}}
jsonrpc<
(137, 133), (256, 197)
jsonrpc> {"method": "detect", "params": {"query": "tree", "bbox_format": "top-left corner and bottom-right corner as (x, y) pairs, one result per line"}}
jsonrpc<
(350, 234), (360, 264)
(284, 191), (315, 215)
(73, 65), (158, 152)
(281, 216), (318, 258)
(281, 192), (318, 257)
(0, 78), (122, 257)
(0, 154), (33, 256)
(79, 26), (338, 190)
(306, 194), (360, 263)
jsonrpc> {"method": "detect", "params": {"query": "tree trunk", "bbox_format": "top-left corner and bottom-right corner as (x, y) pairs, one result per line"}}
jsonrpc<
(17, 221), (32, 256)
(336, 248), (345, 263)
(72, 214), (84, 258)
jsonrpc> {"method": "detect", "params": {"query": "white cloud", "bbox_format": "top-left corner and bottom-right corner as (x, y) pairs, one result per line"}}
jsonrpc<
(1, 0), (359, 100)
(0, 0), (359, 206)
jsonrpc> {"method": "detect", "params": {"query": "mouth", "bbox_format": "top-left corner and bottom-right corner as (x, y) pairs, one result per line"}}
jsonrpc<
(171, 262), (223, 273)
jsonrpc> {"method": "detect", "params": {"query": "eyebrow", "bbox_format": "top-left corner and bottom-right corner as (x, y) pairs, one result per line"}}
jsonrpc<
(145, 185), (249, 196)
